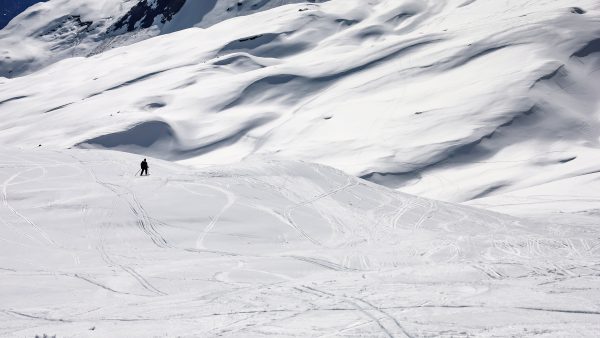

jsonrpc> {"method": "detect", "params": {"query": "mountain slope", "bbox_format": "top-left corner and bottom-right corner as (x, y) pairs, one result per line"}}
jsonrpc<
(1, 149), (598, 337)
(0, 0), (327, 77)
(0, 0), (599, 204)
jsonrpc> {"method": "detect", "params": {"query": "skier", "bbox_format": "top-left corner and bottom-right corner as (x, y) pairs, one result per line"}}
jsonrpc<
(140, 158), (149, 176)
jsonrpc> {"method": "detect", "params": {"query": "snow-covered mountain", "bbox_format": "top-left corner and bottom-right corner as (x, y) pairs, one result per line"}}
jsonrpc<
(1, 0), (599, 205)
(0, 0), (326, 77)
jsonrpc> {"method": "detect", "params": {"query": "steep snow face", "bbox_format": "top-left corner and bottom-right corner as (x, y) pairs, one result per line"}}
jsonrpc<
(1, 0), (598, 204)
(0, 0), (327, 77)
(1, 149), (599, 337)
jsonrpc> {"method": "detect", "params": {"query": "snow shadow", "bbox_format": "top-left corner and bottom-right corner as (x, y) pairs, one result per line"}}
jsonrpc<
(572, 38), (600, 58)
(77, 120), (178, 149)
(219, 32), (310, 58)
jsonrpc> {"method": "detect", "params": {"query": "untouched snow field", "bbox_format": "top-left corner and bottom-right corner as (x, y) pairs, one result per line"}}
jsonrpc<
(1, 149), (599, 337)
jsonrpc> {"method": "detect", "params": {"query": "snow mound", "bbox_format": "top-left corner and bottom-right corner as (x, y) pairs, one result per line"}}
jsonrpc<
(1, 149), (599, 336)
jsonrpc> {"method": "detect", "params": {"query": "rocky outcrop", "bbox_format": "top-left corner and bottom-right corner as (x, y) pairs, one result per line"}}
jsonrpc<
(110, 0), (187, 32)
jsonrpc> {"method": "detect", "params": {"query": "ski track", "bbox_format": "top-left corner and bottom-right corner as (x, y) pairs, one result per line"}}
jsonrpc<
(66, 153), (168, 296)
(99, 180), (170, 248)
(413, 198), (438, 230)
(1, 167), (56, 246)
(295, 285), (413, 338)
(177, 182), (236, 250)
(80, 155), (171, 249)
(287, 255), (358, 272)
(283, 175), (359, 246)
(391, 198), (416, 229)
(97, 238), (166, 296)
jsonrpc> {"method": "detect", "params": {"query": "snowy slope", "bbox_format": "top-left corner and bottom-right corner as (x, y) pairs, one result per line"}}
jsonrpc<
(468, 170), (600, 224)
(0, 0), (599, 205)
(3, 1), (600, 336)
(1, 149), (599, 337)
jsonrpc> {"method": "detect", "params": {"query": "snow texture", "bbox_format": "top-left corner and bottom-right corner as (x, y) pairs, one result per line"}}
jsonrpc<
(1, 0), (600, 336)
(1, 149), (599, 337)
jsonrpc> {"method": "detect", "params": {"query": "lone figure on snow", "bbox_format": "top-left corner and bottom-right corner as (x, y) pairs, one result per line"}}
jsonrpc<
(140, 158), (149, 176)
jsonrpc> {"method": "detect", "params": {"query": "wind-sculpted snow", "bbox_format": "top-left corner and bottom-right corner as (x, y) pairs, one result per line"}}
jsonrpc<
(0, 0), (599, 205)
(1, 149), (599, 337)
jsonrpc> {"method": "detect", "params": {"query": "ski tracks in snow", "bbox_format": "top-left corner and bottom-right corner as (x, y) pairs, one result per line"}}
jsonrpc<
(288, 255), (358, 272)
(294, 285), (414, 338)
(85, 163), (171, 249)
(390, 196), (439, 231)
(1, 165), (56, 246)
(177, 182), (237, 250)
(69, 153), (168, 296)
(283, 175), (359, 246)
(96, 239), (166, 296)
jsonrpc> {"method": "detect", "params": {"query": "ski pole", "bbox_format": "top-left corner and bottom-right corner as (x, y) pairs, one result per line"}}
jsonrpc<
(135, 169), (141, 176)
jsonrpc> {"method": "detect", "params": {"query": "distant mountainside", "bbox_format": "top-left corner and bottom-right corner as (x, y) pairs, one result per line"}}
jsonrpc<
(0, 0), (326, 78)
(0, 0), (46, 29)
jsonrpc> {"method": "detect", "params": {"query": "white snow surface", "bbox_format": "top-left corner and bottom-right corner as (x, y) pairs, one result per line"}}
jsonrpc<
(1, 149), (599, 337)
(1, 0), (600, 336)
(0, 0), (599, 205)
